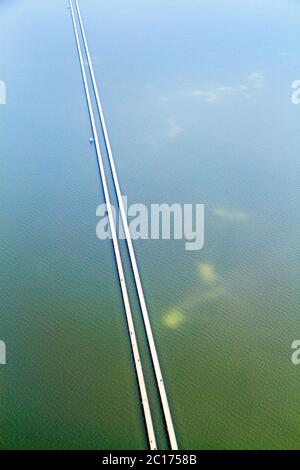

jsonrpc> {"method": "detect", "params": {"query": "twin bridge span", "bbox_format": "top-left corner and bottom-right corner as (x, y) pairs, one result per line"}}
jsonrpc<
(69, 0), (178, 450)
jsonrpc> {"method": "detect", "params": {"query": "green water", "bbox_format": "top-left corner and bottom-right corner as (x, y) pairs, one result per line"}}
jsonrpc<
(0, 0), (299, 449)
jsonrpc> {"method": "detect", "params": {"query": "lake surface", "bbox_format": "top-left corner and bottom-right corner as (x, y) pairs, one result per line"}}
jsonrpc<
(0, 0), (299, 449)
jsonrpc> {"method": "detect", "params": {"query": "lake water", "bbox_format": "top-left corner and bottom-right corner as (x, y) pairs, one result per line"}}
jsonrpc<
(0, 0), (299, 449)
